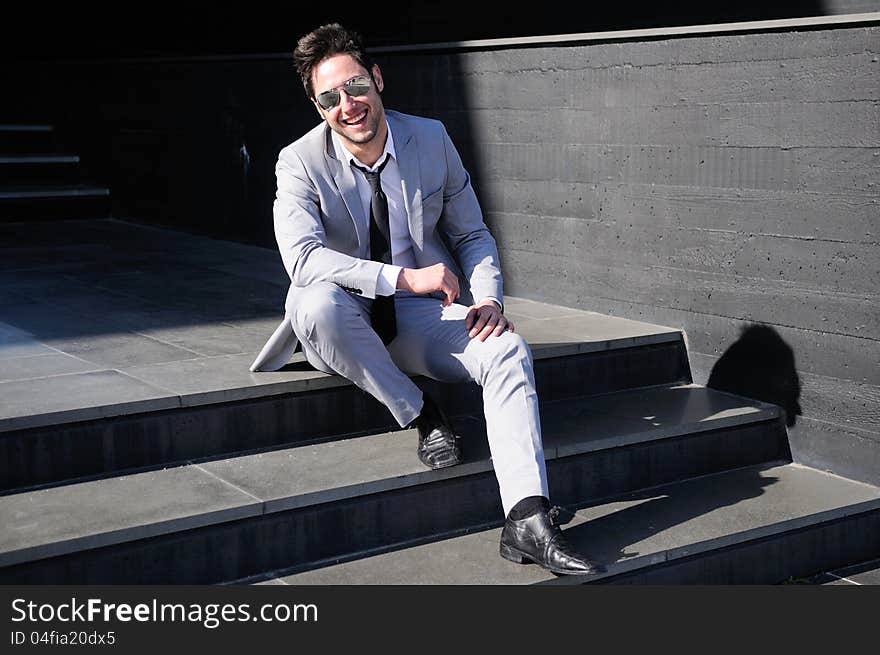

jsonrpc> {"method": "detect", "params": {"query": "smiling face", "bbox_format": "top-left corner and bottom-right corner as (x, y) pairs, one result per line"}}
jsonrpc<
(312, 53), (387, 164)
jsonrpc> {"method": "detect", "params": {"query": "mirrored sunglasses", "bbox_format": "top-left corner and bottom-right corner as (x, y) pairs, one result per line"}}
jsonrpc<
(316, 75), (372, 110)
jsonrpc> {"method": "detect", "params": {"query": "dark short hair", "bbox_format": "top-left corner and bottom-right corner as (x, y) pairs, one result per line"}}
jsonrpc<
(293, 23), (373, 99)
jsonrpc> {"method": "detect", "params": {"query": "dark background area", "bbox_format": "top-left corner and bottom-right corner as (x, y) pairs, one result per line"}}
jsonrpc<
(1, 1), (851, 60)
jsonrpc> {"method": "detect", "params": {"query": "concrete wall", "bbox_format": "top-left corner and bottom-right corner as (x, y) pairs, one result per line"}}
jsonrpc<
(375, 24), (879, 484)
(830, 0), (880, 12)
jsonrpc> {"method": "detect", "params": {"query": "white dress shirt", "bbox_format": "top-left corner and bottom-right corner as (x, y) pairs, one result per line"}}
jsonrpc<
(332, 122), (411, 296)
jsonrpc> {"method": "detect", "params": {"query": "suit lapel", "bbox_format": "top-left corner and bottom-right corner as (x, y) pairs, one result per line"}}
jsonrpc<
(324, 127), (369, 254)
(390, 113), (424, 251)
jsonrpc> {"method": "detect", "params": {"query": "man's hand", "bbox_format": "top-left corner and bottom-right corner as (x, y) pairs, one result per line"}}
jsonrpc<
(464, 299), (514, 342)
(397, 263), (460, 306)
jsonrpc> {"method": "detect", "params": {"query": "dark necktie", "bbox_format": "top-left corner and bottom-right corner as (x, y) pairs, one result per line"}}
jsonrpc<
(351, 156), (397, 345)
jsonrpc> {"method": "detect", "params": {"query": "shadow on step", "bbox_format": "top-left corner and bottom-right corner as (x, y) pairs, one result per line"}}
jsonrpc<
(559, 465), (780, 570)
(707, 324), (802, 428)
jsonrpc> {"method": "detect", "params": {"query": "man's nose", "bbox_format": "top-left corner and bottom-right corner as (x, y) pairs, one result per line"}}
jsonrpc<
(338, 90), (357, 112)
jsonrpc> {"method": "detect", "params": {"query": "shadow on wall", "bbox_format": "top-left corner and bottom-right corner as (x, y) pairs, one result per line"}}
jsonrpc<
(706, 324), (803, 427)
(0, 2), (835, 59)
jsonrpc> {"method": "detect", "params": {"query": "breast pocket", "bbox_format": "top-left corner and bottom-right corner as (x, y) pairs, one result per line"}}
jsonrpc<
(420, 188), (443, 228)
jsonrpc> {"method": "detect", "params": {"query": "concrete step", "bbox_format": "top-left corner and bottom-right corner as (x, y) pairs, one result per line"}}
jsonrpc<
(805, 558), (880, 585)
(0, 303), (691, 492)
(0, 185), (110, 221)
(0, 155), (82, 185)
(0, 125), (57, 153)
(267, 463), (880, 585)
(0, 384), (788, 583)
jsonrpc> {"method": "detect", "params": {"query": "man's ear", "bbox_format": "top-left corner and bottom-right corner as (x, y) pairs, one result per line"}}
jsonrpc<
(371, 64), (384, 93)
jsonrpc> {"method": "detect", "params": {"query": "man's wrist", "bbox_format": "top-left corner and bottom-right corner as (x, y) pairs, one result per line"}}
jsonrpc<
(377, 264), (402, 296)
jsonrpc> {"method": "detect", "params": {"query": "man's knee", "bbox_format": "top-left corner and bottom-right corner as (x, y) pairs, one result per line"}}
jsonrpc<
(476, 331), (533, 371)
(288, 282), (357, 337)
(500, 332), (532, 363)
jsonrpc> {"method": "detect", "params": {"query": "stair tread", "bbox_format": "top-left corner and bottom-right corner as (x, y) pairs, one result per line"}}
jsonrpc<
(0, 309), (682, 433)
(0, 185), (109, 199)
(198, 384), (780, 511)
(269, 462), (880, 585)
(0, 155), (79, 163)
(0, 126), (53, 132)
(0, 384), (780, 567)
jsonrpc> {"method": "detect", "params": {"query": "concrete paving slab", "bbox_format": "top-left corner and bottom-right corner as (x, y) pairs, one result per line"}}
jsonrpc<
(42, 331), (203, 369)
(0, 322), (34, 341)
(121, 352), (342, 405)
(0, 300), (132, 341)
(136, 323), (272, 358)
(201, 421), (491, 514)
(503, 296), (586, 319)
(0, 271), (99, 298)
(65, 260), (218, 288)
(0, 289), (34, 305)
(93, 270), (284, 318)
(0, 370), (179, 432)
(0, 245), (115, 273)
(810, 573), (854, 584)
(0, 352), (103, 382)
(156, 240), (274, 267)
(34, 288), (165, 318)
(202, 259), (288, 285)
(839, 569), (880, 585)
(0, 334), (56, 360)
(824, 558), (880, 585)
(0, 300), (220, 368)
(277, 463), (880, 585)
(273, 506), (593, 585)
(221, 316), (296, 334)
(0, 219), (101, 249)
(540, 404), (651, 459)
(278, 530), (552, 584)
(581, 383), (777, 423)
(513, 310), (681, 351)
(0, 465), (262, 567)
(540, 385), (778, 458)
(37, 290), (278, 358)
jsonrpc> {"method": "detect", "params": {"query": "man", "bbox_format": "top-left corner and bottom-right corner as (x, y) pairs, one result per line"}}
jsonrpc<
(251, 23), (604, 576)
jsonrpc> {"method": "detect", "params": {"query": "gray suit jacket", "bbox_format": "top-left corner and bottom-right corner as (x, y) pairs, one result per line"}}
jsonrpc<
(250, 109), (503, 372)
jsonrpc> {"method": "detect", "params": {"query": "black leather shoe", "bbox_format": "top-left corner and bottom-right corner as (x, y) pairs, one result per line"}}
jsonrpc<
(500, 506), (606, 576)
(413, 395), (462, 470)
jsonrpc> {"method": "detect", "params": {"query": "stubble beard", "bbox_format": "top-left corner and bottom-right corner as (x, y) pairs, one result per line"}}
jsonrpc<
(333, 107), (383, 146)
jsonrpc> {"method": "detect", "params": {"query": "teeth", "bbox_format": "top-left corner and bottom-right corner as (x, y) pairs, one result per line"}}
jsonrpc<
(344, 110), (366, 125)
